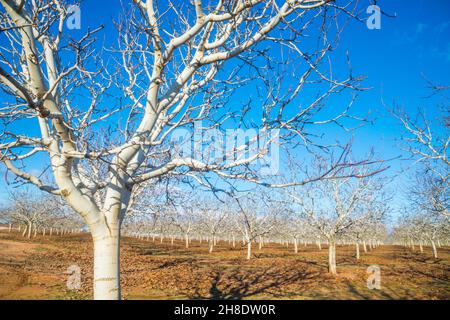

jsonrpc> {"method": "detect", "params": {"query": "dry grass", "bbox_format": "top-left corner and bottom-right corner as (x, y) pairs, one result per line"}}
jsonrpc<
(0, 231), (449, 300)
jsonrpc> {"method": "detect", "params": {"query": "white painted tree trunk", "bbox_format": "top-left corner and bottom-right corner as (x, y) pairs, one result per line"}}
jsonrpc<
(363, 241), (367, 253)
(247, 240), (252, 260)
(93, 229), (121, 300)
(8, 223), (12, 232)
(185, 234), (189, 249)
(328, 239), (337, 275)
(431, 240), (438, 259)
(419, 241), (423, 253)
(27, 222), (32, 239)
(209, 240), (214, 253)
(294, 238), (298, 254)
(232, 235), (236, 248)
(356, 242), (360, 260)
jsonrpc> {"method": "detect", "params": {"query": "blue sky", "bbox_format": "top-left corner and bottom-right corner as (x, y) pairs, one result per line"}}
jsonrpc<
(0, 0), (449, 218)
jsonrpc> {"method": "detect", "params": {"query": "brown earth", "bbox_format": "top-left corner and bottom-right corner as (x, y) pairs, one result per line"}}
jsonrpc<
(0, 231), (449, 300)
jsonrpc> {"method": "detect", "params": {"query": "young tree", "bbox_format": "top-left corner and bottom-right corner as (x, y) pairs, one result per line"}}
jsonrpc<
(0, 0), (373, 299)
(288, 165), (385, 274)
(233, 192), (279, 260)
(3, 189), (76, 239)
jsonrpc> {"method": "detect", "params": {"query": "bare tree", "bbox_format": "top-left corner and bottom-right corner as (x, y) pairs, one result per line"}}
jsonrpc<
(0, 0), (377, 299)
(288, 165), (385, 274)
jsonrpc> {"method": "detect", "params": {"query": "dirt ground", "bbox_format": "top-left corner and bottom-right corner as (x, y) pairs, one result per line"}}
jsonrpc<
(0, 231), (449, 300)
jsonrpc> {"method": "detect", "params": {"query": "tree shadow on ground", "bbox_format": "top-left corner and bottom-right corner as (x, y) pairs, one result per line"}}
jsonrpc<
(189, 264), (318, 300)
(344, 280), (395, 300)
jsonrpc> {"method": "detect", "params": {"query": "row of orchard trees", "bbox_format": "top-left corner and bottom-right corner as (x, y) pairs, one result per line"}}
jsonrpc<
(121, 165), (390, 274)
(391, 170), (450, 259)
(0, 189), (84, 238)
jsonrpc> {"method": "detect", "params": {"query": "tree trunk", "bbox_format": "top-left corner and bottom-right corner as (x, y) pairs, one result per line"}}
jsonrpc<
(27, 222), (32, 239)
(209, 240), (214, 253)
(419, 241), (423, 253)
(232, 235), (236, 248)
(246, 240), (252, 260)
(363, 241), (367, 253)
(8, 223), (12, 232)
(431, 240), (438, 259)
(294, 238), (298, 254)
(356, 242), (360, 260)
(185, 234), (189, 249)
(328, 239), (337, 275)
(93, 229), (121, 300)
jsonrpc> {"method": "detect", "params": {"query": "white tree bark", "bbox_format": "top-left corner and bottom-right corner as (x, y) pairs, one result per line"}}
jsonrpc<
(328, 239), (337, 275)
(93, 227), (121, 300)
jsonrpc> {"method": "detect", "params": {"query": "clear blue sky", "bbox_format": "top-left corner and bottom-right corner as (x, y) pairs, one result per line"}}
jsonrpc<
(0, 0), (449, 218)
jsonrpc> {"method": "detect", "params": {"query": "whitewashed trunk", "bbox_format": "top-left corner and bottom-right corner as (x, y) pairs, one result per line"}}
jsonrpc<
(185, 234), (189, 249)
(363, 241), (367, 253)
(356, 242), (360, 260)
(431, 240), (438, 259)
(93, 230), (121, 300)
(328, 240), (337, 274)
(294, 238), (298, 254)
(209, 240), (214, 253)
(247, 240), (252, 260)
